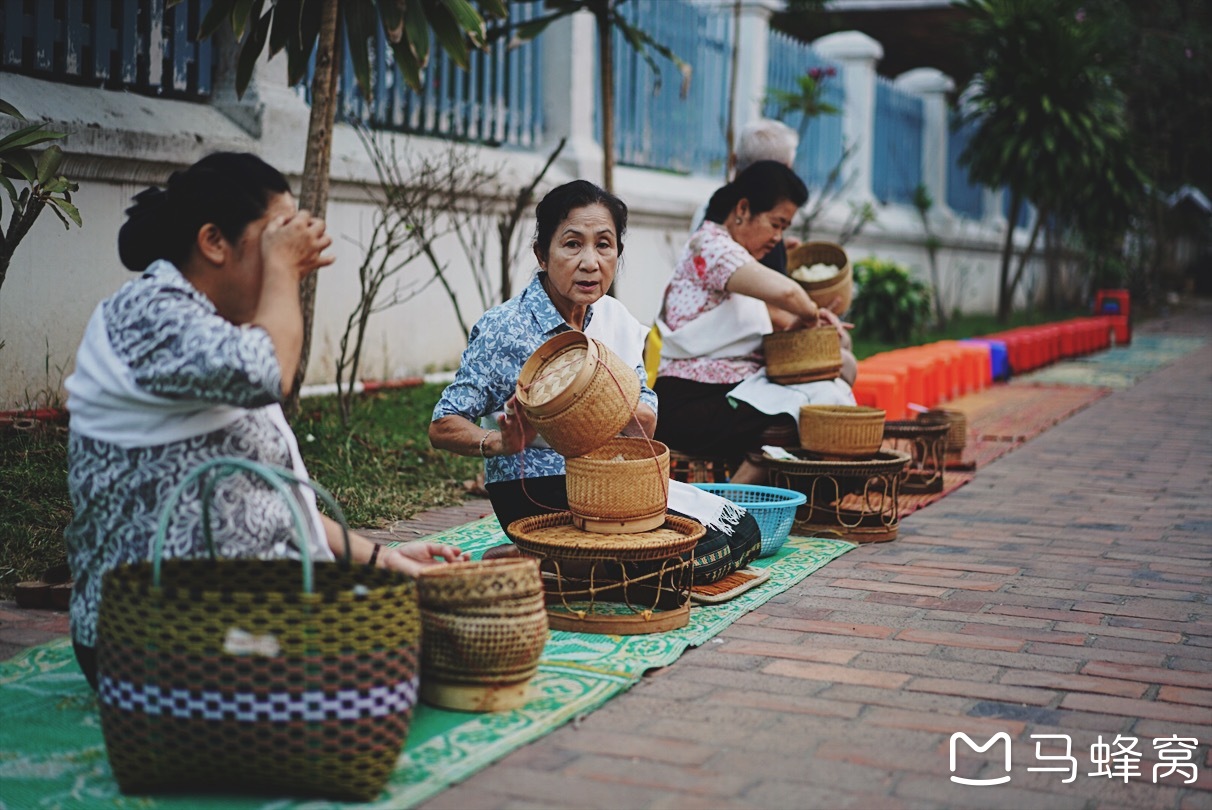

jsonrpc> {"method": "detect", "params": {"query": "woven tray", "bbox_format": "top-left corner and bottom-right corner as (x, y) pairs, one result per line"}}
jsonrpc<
(762, 448), (911, 479)
(507, 511), (703, 562)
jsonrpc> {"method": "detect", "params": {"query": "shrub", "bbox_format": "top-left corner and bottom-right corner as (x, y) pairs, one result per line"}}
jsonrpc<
(849, 257), (933, 343)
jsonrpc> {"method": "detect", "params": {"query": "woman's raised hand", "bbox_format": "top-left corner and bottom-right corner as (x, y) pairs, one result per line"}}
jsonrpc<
(263, 210), (335, 279)
(381, 542), (471, 576)
(496, 394), (538, 455)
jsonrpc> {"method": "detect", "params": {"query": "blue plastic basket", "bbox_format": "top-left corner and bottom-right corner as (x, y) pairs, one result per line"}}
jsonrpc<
(691, 483), (807, 558)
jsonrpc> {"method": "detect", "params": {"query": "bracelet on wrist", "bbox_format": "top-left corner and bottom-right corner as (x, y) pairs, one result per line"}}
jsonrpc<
(478, 429), (494, 458)
(367, 544), (381, 569)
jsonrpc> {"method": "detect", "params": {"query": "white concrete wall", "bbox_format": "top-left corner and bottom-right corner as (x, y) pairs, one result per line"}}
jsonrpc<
(0, 25), (1040, 408)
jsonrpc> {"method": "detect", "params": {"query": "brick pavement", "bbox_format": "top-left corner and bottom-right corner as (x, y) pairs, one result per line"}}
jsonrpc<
(2, 301), (1208, 808)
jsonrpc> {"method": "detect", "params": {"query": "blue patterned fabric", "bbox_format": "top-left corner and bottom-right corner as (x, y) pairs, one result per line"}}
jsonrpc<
(64, 262), (318, 648)
(432, 274), (657, 484)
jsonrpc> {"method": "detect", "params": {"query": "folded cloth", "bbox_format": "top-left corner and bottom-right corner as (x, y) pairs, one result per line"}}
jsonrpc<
(667, 479), (746, 535)
(727, 368), (855, 421)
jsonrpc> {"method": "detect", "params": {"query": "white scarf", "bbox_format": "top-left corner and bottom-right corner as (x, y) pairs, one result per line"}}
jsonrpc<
(657, 291), (772, 361)
(65, 303), (331, 560)
(728, 369), (857, 421)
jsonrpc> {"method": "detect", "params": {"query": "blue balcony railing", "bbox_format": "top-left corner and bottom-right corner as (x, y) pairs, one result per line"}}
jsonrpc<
(0, 0), (212, 100)
(873, 76), (923, 206)
(764, 31), (845, 191)
(312, 0), (544, 149)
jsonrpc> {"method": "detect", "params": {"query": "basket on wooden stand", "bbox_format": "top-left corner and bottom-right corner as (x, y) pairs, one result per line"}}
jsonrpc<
(565, 437), (671, 534)
(799, 405), (887, 460)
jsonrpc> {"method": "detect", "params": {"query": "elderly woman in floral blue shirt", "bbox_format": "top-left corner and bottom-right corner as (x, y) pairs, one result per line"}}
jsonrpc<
(430, 180), (657, 528)
(431, 181), (763, 582)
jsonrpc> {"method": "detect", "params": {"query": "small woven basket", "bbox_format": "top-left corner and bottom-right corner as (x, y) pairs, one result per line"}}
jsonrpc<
(417, 557), (544, 609)
(96, 458), (419, 803)
(786, 241), (853, 314)
(565, 437), (670, 534)
(516, 331), (641, 458)
(799, 404), (887, 459)
(763, 326), (843, 384)
(924, 409), (968, 451)
(419, 605), (549, 687)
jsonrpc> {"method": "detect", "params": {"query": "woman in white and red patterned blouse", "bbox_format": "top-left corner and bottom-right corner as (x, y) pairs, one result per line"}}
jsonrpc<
(654, 161), (855, 484)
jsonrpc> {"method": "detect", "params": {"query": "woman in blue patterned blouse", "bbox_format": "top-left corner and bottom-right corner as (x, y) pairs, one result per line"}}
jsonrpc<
(430, 181), (762, 584)
(65, 153), (466, 690)
(429, 180), (658, 528)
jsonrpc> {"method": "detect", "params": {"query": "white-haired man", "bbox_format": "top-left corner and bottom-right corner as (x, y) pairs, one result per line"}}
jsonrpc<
(690, 118), (801, 273)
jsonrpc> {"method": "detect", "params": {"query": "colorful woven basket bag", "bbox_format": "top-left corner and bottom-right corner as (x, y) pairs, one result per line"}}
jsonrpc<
(95, 457), (421, 802)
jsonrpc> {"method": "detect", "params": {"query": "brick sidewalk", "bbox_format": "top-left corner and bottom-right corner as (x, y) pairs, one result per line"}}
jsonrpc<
(418, 303), (1212, 810)
(3, 302), (1209, 809)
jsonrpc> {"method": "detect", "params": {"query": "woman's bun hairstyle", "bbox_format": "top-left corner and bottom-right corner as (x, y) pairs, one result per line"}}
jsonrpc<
(705, 160), (808, 224)
(118, 152), (291, 272)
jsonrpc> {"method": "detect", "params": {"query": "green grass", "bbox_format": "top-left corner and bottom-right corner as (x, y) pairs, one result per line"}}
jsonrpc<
(0, 424), (73, 598)
(293, 384), (481, 527)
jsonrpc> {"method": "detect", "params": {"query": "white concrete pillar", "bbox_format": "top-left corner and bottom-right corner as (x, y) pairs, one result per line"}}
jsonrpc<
(730, 0), (781, 135)
(894, 67), (955, 218)
(813, 30), (883, 203)
(540, 10), (604, 184)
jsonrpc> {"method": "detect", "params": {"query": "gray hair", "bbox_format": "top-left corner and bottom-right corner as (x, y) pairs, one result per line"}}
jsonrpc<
(736, 119), (799, 173)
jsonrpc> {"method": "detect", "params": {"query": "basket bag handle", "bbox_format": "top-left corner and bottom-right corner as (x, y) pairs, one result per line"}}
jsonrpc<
(150, 456), (352, 593)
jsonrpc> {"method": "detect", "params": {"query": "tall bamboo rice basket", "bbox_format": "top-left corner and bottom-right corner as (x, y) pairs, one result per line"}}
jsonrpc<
(515, 331), (641, 458)
(565, 437), (671, 534)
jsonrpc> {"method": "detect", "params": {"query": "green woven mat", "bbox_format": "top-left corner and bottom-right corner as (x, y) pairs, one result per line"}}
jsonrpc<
(1015, 335), (1205, 389)
(0, 518), (853, 809)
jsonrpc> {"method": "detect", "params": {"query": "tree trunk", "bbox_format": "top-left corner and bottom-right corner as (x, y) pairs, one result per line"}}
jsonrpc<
(596, 5), (614, 193)
(996, 190), (1022, 323)
(286, 0), (340, 419)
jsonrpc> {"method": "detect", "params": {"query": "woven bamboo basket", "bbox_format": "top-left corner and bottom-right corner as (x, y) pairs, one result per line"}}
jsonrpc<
(507, 511), (703, 635)
(799, 404), (887, 459)
(417, 557), (544, 609)
(764, 326), (843, 384)
(515, 331), (641, 458)
(565, 437), (670, 534)
(924, 409), (968, 451)
(787, 242), (853, 314)
(419, 602), (549, 712)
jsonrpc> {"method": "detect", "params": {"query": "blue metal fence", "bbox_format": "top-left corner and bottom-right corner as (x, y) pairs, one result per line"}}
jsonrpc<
(946, 115), (983, 219)
(872, 76), (922, 206)
(317, 0), (543, 148)
(763, 30), (845, 190)
(0, 0), (212, 99)
(607, 0), (732, 177)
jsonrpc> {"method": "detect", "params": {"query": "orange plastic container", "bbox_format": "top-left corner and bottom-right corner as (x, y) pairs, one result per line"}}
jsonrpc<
(852, 371), (906, 420)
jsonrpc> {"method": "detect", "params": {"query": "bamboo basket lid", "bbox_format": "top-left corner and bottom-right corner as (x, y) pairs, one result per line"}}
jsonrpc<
(507, 512), (703, 561)
(523, 344), (587, 407)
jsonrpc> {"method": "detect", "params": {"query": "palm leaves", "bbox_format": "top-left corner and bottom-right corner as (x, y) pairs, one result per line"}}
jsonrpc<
(171, 0), (508, 100)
